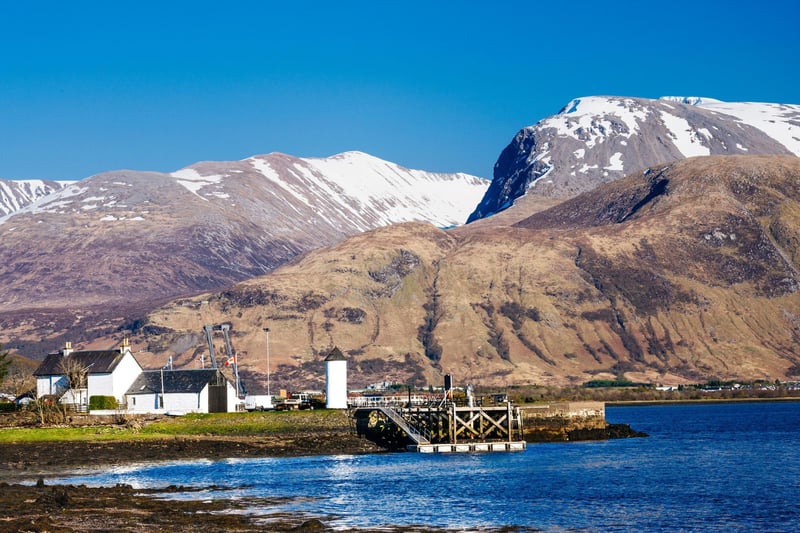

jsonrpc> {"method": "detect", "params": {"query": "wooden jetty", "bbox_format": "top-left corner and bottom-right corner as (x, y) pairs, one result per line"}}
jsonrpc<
(352, 401), (527, 453)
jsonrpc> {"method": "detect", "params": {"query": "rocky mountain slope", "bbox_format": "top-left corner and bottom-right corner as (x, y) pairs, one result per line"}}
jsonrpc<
(0, 178), (67, 216)
(0, 151), (487, 353)
(122, 155), (800, 389)
(469, 96), (800, 221)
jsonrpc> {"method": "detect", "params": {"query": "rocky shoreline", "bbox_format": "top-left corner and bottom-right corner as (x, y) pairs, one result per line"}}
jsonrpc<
(0, 412), (645, 532)
(0, 432), (401, 532)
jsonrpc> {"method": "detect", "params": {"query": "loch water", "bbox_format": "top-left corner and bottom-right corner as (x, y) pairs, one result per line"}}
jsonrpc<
(50, 401), (800, 531)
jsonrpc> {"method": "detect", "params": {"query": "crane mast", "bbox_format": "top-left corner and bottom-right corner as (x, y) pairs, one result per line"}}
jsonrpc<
(203, 323), (243, 398)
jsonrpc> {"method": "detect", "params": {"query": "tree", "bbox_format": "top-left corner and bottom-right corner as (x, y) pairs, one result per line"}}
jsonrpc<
(57, 355), (90, 408)
(4, 368), (35, 398)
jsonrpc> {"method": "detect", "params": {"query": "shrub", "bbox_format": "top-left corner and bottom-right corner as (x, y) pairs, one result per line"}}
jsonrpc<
(89, 395), (118, 411)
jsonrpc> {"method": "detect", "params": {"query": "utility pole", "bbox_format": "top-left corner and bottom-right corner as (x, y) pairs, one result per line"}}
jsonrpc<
(263, 327), (271, 397)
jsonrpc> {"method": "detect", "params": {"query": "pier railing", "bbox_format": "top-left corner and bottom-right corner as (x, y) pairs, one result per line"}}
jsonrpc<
(373, 406), (431, 445)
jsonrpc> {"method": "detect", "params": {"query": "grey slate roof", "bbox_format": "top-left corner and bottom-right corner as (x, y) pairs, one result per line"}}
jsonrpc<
(126, 369), (229, 395)
(33, 350), (129, 376)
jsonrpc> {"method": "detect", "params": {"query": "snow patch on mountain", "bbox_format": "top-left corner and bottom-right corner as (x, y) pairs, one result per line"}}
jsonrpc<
(556, 96), (650, 142)
(697, 101), (800, 156)
(0, 179), (69, 217)
(658, 111), (711, 157)
(170, 168), (225, 200)
(605, 153), (624, 171)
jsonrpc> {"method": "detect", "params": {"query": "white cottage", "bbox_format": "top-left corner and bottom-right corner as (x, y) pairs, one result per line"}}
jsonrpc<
(33, 339), (142, 408)
(125, 368), (238, 414)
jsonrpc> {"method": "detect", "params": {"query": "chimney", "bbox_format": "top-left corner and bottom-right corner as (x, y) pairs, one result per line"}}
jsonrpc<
(63, 341), (73, 356)
(121, 337), (130, 354)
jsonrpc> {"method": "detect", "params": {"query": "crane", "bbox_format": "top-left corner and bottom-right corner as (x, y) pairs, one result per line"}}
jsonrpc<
(203, 323), (244, 398)
(203, 324), (219, 368)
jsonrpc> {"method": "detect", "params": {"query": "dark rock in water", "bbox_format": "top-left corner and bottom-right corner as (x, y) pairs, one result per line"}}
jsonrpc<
(293, 518), (328, 531)
(35, 486), (71, 509)
(567, 423), (648, 441)
(523, 422), (647, 442)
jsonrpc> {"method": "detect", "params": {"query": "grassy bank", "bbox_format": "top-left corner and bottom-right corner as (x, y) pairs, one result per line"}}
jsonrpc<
(0, 409), (352, 444)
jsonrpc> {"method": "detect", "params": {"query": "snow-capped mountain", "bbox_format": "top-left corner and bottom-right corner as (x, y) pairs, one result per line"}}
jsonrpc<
(0, 151), (487, 312)
(0, 178), (68, 216)
(468, 96), (800, 221)
(133, 155), (800, 388)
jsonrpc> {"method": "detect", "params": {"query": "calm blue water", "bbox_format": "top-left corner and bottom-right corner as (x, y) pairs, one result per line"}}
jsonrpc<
(49, 402), (800, 531)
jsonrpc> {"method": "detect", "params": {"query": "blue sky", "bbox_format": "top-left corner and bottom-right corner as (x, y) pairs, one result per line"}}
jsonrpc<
(1, 1), (797, 181)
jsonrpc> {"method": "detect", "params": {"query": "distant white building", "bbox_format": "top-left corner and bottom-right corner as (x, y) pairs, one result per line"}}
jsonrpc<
(325, 347), (348, 409)
(125, 368), (238, 414)
(33, 339), (237, 414)
(33, 339), (142, 408)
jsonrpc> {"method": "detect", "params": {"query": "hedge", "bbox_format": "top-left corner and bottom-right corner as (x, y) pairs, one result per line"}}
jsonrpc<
(89, 395), (118, 410)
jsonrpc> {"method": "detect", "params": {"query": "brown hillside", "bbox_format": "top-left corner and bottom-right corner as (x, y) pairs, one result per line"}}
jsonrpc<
(76, 156), (800, 388)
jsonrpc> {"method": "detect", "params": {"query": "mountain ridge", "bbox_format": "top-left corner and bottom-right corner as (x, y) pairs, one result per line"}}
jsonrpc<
(468, 96), (800, 221)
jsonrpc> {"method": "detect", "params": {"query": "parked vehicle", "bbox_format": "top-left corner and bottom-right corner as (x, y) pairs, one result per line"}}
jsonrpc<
(275, 392), (312, 410)
(245, 394), (274, 411)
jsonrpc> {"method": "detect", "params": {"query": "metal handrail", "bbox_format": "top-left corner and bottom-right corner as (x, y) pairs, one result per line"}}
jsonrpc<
(376, 406), (431, 444)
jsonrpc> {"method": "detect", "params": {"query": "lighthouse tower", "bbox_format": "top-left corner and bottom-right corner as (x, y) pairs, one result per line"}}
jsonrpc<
(324, 347), (348, 409)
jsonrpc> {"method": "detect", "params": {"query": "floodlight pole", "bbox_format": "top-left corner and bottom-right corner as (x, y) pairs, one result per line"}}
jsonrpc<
(263, 327), (270, 397)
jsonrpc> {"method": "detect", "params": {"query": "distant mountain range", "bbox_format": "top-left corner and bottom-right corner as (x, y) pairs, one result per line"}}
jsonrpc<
(0, 151), (486, 316)
(469, 96), (800, 221)
(2, 96), (799, 390)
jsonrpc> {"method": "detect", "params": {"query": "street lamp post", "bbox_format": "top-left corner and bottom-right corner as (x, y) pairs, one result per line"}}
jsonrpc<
(263, 328), (270, 397)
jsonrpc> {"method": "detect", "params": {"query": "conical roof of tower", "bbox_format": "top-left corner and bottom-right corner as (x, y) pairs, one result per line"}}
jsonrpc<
(324, 347), (347, 361)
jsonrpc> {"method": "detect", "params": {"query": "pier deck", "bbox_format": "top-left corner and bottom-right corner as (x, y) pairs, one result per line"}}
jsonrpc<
(409, 441), (526, 453)
(353, 402), (526, 453)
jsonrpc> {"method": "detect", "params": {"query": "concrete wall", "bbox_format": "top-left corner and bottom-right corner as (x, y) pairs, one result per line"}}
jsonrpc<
(521, 401), (607, 432)
(522, 401), (605, 419)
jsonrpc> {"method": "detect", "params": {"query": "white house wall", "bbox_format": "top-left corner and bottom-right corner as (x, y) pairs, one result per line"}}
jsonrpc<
(166, 392), (203, 412)
(126, 392), (203, 414)
(126, 392), (160, 413)
(226, 381), (239, 412)
(37, 375), (67, 398)
(88, 373), (115, 398)
(110, 352), (144, 401)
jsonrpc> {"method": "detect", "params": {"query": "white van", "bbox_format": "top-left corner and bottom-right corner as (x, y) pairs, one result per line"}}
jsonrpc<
(244, 394), (274, 411)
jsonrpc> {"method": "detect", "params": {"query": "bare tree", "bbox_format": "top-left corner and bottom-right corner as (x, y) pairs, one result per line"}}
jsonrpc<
(4, 368), (35, 398)
(33, 395), (68, 425)
(57, 356), (90, 410)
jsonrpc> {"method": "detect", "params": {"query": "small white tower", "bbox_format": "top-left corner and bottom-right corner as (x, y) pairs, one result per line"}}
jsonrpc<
(324, 347), (348, 409)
